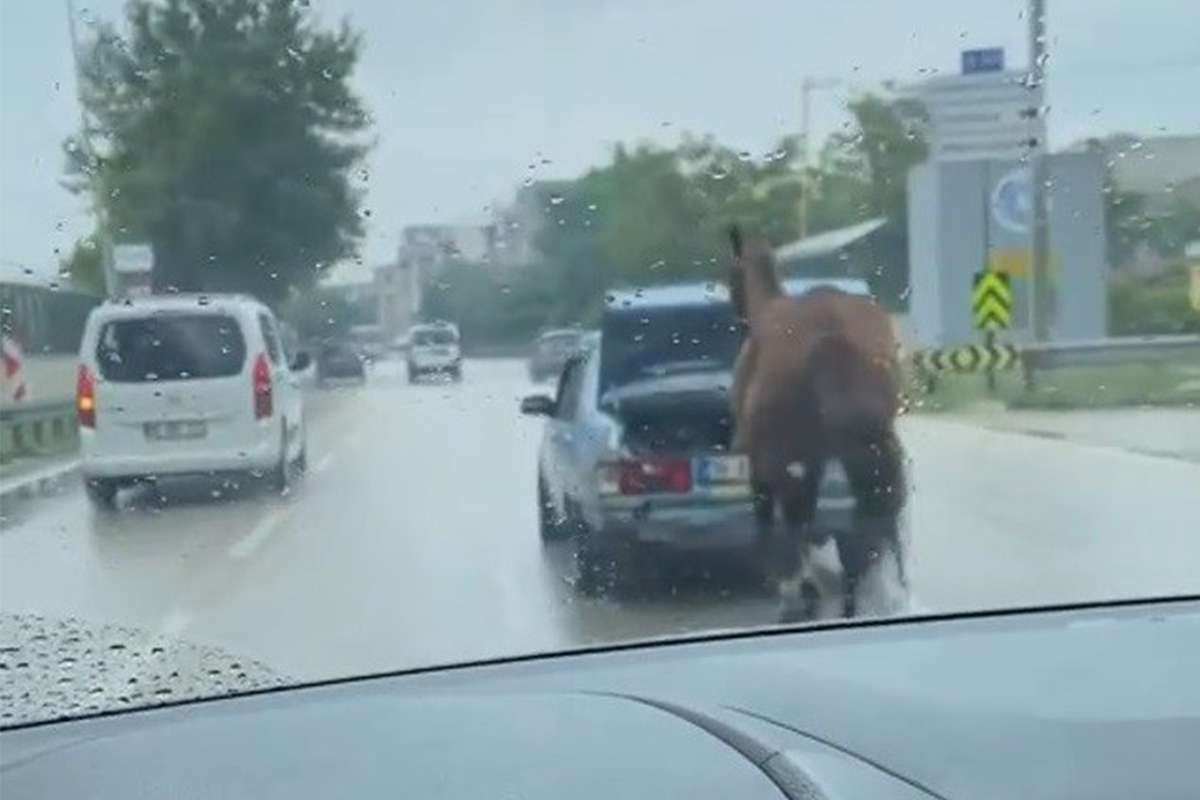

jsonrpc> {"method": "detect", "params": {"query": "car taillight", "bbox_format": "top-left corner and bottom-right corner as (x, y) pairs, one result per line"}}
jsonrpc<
(598, 458), (692, 496)
(253, 353), (273, 419)
(76, 365), (96, 428)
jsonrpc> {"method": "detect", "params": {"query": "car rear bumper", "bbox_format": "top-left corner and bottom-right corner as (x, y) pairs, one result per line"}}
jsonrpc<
(595, 495), (858, 552)
(80, 430), (278, 479)
(409, 357), (460, 371)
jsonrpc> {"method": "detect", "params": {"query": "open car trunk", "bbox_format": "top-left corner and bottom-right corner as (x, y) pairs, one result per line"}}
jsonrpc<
(602, 372), (734, 456)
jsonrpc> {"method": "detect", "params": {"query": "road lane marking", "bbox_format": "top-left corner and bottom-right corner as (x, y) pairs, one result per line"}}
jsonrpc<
(228, 506), (289, 560)
(313, 453), (336, 474)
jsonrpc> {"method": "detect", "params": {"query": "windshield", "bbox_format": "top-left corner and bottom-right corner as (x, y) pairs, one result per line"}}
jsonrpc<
(2, 0), (1199, 729)
(600, 304), (743, 394)
(538, 333), (581, 355)
(412, 329), (457, 346)
(96, 315), (247, 382)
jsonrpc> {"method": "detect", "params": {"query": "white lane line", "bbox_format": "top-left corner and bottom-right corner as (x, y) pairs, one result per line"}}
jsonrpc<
(313, 452), (336, 474)
(228, 506), (289, 560)
(159, 607), (192, 638)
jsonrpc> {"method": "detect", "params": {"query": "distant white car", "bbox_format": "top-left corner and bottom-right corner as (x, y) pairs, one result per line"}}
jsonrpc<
(77, 294), (310, 507)
(406, 322), (462, 382)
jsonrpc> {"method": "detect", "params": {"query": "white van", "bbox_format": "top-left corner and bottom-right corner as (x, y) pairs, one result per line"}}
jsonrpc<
(406, 321), (462, 382)
(77, 294), (310, 507)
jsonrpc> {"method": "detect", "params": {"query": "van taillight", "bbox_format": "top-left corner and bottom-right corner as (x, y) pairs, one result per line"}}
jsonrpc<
(598, 458), (692, 495)
(76, 365), (96, 428)
(253, 353), (273, 419)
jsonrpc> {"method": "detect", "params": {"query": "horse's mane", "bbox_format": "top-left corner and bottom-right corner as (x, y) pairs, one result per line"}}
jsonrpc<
(727, 224), (780, 322)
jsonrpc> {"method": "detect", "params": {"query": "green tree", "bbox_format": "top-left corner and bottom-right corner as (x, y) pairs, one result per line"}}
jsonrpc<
(65, 0), (370, 304)
(59, 235), (106, 295)
(815, 94), (927, 224)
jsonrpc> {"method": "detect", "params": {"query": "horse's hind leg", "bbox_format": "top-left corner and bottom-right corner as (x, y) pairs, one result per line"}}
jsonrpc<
(839, 433), (909, 618)
(776, 472), (844, 623)
(837, 514), (907, 618)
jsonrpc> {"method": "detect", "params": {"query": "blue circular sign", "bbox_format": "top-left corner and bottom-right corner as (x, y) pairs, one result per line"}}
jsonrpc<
(991, 168), (1032, 234)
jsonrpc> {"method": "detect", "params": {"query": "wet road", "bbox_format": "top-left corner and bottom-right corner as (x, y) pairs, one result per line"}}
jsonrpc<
(2, 359), (1198, 685)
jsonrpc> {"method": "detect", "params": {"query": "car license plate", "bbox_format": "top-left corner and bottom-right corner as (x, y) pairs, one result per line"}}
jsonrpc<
(695, 454), (749, 485)
(145, 420), (207, 441)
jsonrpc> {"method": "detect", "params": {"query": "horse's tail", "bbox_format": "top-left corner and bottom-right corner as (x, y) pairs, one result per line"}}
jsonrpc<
(806, 334), (906, 516)
(807, 334), (897, 441)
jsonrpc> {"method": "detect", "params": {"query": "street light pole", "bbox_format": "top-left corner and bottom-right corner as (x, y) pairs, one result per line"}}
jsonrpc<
(1028, 0), (1051, 340)
(799, 76), (839, 239)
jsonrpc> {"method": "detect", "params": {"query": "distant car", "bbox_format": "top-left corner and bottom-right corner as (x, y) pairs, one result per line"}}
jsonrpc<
(316, 339), (366, 385)
(77, 294), (310, 508)
(528, 329), (584, 382)
(520, 280), (865, 594)
(406, 322), (462, 382)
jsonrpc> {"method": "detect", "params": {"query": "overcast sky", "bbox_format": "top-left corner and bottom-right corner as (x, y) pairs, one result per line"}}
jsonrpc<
(2, 0), (1197, 277)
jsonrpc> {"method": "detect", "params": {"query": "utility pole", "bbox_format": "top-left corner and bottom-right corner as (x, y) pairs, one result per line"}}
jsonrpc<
(65, 0), (116, 298)
(799, 76), (839, 239)
(1028, 0), (1051, 340)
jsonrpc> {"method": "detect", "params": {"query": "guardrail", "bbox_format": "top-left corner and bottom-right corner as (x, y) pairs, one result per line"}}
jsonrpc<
(0, 400), (78, 463)
(1020, 334), (1200, 389)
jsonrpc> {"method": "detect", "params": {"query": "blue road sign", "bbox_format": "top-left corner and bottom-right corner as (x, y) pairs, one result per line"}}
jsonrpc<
(962, 48), (1005, 74)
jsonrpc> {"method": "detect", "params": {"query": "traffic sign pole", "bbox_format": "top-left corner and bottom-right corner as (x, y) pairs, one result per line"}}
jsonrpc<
(1029, 0), (1051, 341)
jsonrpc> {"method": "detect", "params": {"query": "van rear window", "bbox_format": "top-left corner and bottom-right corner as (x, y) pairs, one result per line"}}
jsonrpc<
(96, 314), (246, 382)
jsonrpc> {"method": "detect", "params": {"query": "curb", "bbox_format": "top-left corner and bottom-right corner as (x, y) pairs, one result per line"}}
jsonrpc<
(0, 458), (81, 506)
(927, 415), (1200, 465)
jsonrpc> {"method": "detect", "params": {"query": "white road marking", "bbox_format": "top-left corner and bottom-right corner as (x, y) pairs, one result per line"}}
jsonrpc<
(158, 607), (192, 637)
(228, 507), (289, 559)
(313, 453), (336, 474)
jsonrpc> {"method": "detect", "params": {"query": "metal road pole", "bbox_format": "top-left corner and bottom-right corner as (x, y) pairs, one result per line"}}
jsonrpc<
(799, 78), (813, 238)
(1029, 0), (1051, 341)
(798, 77), (839, 239)
(66, 0), (116, 298)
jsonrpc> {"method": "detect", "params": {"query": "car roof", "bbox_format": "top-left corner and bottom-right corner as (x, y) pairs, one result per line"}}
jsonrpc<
(410, 321), (458, 332)
(605, 277), (871, 312)
(90, 293), (267, 321)
(538, 329), (582, 340)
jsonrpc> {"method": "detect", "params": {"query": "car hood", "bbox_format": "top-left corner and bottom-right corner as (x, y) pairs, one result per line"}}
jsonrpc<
(4, 600), (1199, 799)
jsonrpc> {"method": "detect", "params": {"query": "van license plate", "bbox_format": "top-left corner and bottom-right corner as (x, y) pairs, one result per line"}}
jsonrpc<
(696, 454), (749, 485)
(145, 421), (207, 441)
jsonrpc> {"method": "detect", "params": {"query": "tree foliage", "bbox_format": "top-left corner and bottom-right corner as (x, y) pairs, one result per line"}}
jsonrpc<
(427, 93), (925, 342)
(66, 0), (370, 304)
(59, 235), (106, 295)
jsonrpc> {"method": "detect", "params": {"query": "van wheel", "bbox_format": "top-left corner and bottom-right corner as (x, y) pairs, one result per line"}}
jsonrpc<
(84, 478), (119, 510)
(292, 424), (308, 475)
(272, 424), (290, 493)
(538, 474), (566, 542)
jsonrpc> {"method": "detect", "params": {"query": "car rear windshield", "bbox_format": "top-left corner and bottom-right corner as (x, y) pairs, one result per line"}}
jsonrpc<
(538, 333), (580, 354)
(412, 329), (456, 345)
(599, 304), (743, 394)
(95, 314), (247, 382)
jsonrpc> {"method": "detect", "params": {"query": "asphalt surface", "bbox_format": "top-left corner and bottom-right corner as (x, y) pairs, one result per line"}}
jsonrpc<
(2, 358), (1199, 693)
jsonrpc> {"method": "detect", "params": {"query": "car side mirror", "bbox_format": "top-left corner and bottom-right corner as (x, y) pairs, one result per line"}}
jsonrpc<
(520, 394), (555, 416)
(290, 351), (312, 372)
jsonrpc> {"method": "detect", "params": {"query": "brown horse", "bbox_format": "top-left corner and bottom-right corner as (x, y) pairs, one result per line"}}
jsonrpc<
(728, 227), (908, 621)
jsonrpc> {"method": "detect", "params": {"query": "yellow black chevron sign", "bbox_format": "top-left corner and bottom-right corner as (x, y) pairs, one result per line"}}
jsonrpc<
(914, 343), (1019, 373)
(973, 271), (1012, 330)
